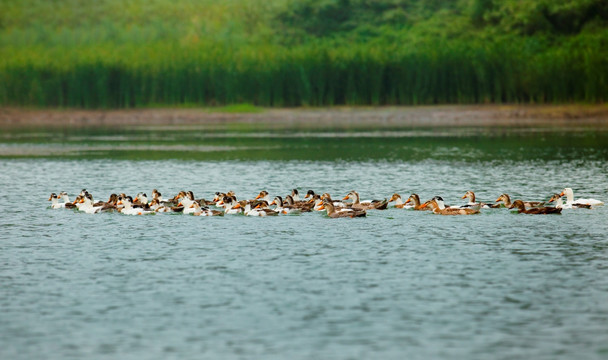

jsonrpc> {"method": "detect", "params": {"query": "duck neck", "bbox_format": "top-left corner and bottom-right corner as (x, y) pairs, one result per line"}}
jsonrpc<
(410, 195), (421, 207)
(435, 199), (446, 210)
(467, 193), (475, 203)
(565, 189), (574, 203)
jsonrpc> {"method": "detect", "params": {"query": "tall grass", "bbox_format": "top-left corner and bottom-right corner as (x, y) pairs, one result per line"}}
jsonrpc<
(1, 0), (606, 108)
(2, 37), (606, 108)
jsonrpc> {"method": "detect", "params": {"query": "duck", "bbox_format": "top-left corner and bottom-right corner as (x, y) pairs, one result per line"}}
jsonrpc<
(304, 190), (317, 200)
(117, 196), (154, 215)
(58, 191), (78, 209)
(245, 201), (279, 217)
(421, 196), (480, 215)
(78, 193), (104, 214)
(321, 193), (348, 209)
(188, 202), (224, 216)
(343, 191), (388, 210)
(547, 193), (591, 209)
(284, 195), (314, 212)
(319, 200), (366, 218)
(461, 191), (499, 209)
(270, 196), (301, 215)
(48, 193), (65, 209)
(509, 200), (562, 215)
(388, 193), (412, 209)
(178, 193), (198, 215)
(495, 194), (544, 208)
(149, 199), (172, 213)
(152, 189), (175, 205)
(222, 196), (243, 215)
(559, 188), (603, 207)
(404, 194), (431, 211)
(290, 189), (305, 204)
(133, 193), (150, 207)
(96, 194), (118, 211)
(255, 190), (271, 203)
(308, 195), (325, 211)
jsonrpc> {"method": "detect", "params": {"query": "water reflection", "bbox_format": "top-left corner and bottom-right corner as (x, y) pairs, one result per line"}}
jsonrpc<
(1, 126), (607, 161)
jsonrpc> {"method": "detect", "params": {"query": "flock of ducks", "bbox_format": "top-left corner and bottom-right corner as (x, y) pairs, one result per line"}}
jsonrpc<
(47, 187), (603, 217)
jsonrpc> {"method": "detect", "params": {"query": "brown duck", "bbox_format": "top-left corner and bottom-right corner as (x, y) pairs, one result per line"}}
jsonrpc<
(496, 194), (544, 208)
(404, 194), (431, 211)
(509, 200), (562, 214)
(422, 196), (479, 215)
(342, 191), (388, 210)
(319, 200), (366, 218)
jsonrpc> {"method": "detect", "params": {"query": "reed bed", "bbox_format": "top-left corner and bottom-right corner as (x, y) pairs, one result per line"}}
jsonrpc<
(1, 37), (607, 108)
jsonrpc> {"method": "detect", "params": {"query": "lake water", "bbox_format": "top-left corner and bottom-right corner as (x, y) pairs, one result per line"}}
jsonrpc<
(1, 125), (608, 359)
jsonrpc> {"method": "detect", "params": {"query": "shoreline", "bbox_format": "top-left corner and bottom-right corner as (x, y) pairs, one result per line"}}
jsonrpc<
(1, 104), (608, 130)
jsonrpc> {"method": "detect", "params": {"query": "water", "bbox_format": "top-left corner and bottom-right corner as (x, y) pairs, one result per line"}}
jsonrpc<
(1, 126), (608, 359)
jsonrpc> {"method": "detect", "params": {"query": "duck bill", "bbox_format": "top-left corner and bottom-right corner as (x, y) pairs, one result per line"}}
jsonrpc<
(232, 203), (241, 209)
(134, 197), (138, 202)
(116, 201), (122, 205)
(255, 204), (261, 209)
(270, 200), (276, 205)
(559, 191), (565, 197)
(461, 195), (467, 199)
(495, 197), (501, 202)
(342, 195), (349, 200)
(48, 196), (53, 201)
(255, 194), (261, 200)
(318, 205), (325, 210)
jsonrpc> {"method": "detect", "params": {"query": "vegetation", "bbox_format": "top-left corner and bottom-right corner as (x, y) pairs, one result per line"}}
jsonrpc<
(1, 0), (607, 108)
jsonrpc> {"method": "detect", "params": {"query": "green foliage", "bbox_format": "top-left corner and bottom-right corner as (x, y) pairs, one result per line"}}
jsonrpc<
(0, 0), (607, 108)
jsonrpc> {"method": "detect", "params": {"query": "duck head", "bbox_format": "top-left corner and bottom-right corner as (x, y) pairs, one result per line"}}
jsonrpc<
(508, 200), (526, 210)
(461, 191), (475, 202)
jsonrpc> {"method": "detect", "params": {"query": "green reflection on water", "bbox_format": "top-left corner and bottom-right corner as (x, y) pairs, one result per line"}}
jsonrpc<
(1, 126), (607, 161)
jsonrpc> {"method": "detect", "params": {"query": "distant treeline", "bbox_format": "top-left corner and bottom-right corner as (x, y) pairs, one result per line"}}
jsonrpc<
(1, 0), (607, 108)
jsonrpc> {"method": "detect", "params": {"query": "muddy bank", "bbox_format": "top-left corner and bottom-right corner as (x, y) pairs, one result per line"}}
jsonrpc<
(1, 105), (608, 130)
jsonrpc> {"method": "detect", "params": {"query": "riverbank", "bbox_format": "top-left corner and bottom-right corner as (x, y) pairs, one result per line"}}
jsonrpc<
(1, 105), (608, 130)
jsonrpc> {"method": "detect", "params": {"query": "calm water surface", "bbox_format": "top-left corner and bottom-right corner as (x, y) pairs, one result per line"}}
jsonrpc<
(1, 126), (608, 359)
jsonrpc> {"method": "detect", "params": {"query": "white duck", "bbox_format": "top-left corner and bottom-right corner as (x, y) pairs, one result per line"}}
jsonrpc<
(221, 196), (243, 215)
(178, 194), (198, 215)
(78, 194), (104, 214)
(48, 193), (65, 209)
(118, 196), (153, 215)
(134, 193), (149, 206)
(270, 196), (301, 215)
(560, 188), (603, 207)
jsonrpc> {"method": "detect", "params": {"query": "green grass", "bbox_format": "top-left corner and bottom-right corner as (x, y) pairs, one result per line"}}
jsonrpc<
(0, 0), (607, 108)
